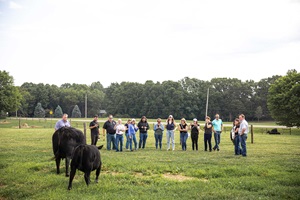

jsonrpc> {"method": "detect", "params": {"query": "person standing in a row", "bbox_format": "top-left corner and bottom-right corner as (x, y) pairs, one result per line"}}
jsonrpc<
(166, 115), (177, 151)
(89, 115), (100, 145)
(190, 118), (200, 151)
(179, 118), (188, 151)
(115, 119), (125, 152)
(212, 114), (223, 151)
(103, 115), (116, 150)
(204, 116), (213, 152)
(154, 118), (164, 150)
(128, 119), (139, 151)
(138, 116), (149, 149)
(238, 114), (249, 157)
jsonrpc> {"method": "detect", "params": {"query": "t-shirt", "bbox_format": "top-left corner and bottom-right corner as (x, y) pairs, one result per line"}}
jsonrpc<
(179, 124), (188, 133)
(212, 119), (223, 131)
(103, 120), (116, 134)
(204, 122), (212, 134)
(89, 120), (99, 135)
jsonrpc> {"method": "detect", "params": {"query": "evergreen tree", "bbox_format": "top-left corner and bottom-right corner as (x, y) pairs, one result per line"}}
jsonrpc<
(54, 105), (63, 118)
(34, 103), (45, 118)
(72, 105), (81, 118)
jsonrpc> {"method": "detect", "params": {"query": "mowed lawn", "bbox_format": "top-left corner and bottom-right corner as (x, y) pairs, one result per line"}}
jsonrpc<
(0, 127), (300, 200)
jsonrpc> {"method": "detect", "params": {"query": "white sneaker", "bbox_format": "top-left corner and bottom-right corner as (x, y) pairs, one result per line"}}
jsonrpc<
(167, 148), (170, 151)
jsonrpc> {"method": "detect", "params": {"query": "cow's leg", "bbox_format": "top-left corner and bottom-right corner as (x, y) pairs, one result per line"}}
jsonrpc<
(84, 171), (91, 186)
(68, 167), (76, 190)
(55, 157), (61, 174)
(95, 162), (102, 183)
(65, 157), (70, 177)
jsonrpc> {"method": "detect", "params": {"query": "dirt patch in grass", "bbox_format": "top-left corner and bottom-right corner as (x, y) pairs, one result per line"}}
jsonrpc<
(163, 173), (208, 182)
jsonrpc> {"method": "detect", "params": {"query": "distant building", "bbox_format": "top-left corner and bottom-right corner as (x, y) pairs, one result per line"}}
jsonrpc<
(99, 110), (107, 117)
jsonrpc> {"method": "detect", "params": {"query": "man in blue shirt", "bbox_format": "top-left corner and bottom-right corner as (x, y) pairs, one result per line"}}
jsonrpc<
(212, 114), (223, 151)
(55, 114), (71, 130)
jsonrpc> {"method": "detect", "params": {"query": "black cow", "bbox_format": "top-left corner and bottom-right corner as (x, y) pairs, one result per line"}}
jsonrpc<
(52, 127), (86, 177)
(68, 144), (103, 190)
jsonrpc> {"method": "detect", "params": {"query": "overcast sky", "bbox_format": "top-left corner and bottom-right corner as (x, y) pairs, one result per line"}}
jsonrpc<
(0, 0), (300, 87)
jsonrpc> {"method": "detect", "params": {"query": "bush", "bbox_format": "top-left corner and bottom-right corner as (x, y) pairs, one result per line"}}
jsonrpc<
(34, 103), (45, 118)
(71, 105), (81, 118)
(54, 105), (63, 118)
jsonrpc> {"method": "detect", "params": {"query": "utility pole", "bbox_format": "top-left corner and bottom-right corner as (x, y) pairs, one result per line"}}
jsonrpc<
(205, 87), (209, 119)
(85, 93), (87, 118)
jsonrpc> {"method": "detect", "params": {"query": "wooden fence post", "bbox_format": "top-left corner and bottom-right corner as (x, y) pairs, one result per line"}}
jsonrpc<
(251, 124), (253, 144)
(83, 122), (87, 142)
(19, 118), (21, 129)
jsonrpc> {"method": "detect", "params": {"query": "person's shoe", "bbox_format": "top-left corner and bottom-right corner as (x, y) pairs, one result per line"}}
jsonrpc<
(167, 148), (170, 151)
(205, 149), (207, 151)
(209, 149), (212, 152)
(213, 147), (216, 151)
(217, 149), (220, 151)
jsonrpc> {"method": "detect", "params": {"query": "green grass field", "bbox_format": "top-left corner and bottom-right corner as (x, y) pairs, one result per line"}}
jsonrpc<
(0, 119), (300, 199)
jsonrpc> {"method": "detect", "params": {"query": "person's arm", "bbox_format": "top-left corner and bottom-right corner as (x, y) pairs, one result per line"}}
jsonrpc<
(154, 124), (157, 131)
(102, 122), (106, 137)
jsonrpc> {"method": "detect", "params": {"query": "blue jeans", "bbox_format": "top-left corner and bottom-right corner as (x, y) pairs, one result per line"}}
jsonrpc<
(129, 134), (138, 150)
(166, 130), (175, 150)
(139, 132), (148, 149)
(125, 133), (129, 149)
(180, 132), (188, 151)
(239, 134), (247, 156)
(234, 135), (241, 155)
(115, 134), (123, 152)
(106, 134), (116, 150)
(154, 134), (163, 149)
(213, 131), (221, 150)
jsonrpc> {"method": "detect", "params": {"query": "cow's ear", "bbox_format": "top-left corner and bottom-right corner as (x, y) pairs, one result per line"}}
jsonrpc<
(97, 145), (103, 150)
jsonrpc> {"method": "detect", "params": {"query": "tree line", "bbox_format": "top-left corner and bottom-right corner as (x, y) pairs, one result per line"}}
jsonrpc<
(1, 70), (299, 126)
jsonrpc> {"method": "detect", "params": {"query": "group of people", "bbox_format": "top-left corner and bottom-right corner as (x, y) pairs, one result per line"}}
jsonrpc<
(55, 113), (249, 156)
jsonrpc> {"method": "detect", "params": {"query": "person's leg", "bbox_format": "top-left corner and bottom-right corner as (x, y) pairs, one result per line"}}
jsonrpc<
(213, 132), (218, 150)
(191, 137), (195, 150)
(171, 131), (175, 150)
(115, 135), (120, 152)
(208, 134), (212, 151)
(195, 135), (198, 151)
(106, 134), (111, 150)
(133, 134), (137, 150)
(139, 133), (143, 149)
(120, 135), (123, 151)
(158, 134), (162, 149)
(166, 130), (170, 150)
(129, 137), (132, 151)
(204, 134), (208, 151)
(111, 134), (117, 150)
(180, 133), (184, 150)
(126, 133), (129, 150)
(143, 133), (148, 148)
(240, 134), (247, 156)
(154, 134), (158, 149)
(184, 133), (188, 150)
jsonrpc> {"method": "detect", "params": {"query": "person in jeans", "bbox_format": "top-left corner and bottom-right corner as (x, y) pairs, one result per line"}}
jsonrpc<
(124, 119), (131, 150)
(137, 116), (149, 149)
(89, 115), (100, 145)
(231, 118), (241, 155)
(212, 114), (223, 151)
(154, 118), (164, 150)
(102, 115), (117, 150)
(166, 115), (177, 151)
(190, 118), (200, 151)
(238, 114), (249, 157)
(114, 119), (125, 152)
(128, 119), (139, 151)
(179, 118), (188, 151)
(204, 116), (213, 152)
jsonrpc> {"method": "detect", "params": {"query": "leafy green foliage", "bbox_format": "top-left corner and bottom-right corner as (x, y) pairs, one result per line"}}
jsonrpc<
(268, 70), (300, 127)
(54, 105), (63, 118)
(72, 105), (81, 118)
(34, 103), (45, 118)
(0, 70), (22, 114)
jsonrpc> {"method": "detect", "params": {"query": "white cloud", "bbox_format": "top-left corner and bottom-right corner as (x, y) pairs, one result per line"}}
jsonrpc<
(9, 1), (22, 9)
